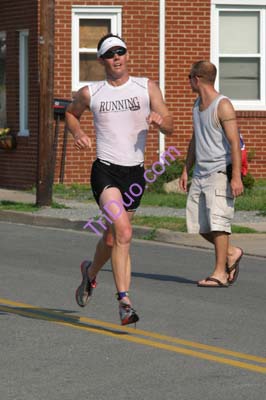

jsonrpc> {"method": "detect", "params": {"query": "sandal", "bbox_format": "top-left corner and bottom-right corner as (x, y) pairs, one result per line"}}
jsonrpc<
(226, 248), (243, 285)
(198, 276), (229, 288)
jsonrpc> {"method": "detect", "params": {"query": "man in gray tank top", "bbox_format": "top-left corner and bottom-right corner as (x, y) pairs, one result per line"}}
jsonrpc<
(179, 61), (244, 287)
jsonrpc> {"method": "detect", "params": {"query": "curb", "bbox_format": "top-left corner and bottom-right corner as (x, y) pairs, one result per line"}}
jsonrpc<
(0, 210), (85, 231)
(0, 210), (265, 258)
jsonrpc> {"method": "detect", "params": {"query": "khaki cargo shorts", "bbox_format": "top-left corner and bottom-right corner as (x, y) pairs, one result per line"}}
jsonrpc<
(186, 171), (234, 234)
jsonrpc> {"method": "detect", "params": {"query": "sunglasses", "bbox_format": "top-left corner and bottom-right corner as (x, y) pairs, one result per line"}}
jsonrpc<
(188, 74), (203, 79)
(101, 47), (127, 59)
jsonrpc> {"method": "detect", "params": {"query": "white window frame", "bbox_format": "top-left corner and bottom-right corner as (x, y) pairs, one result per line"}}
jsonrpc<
(19, 30), (29, 136)
(211, 0), (266, 111)
(72, 6), (122, 91)
(0, 31), (7, 128)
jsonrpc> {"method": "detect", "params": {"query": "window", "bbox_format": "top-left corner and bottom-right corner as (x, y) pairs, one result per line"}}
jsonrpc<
(72, 6), (122, 91)
(19, 30), (29, 136)
(0, 32), (6, 128)
(211, 1), (266, 110)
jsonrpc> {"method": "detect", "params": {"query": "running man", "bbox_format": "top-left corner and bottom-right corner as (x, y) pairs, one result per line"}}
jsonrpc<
(65, 33), (173, 324)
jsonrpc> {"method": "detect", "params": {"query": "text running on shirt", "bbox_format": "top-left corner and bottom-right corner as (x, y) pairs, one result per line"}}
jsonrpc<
(99, 97), (141, 113)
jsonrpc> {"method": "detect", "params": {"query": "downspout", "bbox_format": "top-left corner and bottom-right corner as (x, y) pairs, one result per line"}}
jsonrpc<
(159, 0), (165, 158)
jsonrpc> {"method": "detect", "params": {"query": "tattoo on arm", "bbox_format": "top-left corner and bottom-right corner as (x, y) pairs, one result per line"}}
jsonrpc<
(221, 117), (236, 123)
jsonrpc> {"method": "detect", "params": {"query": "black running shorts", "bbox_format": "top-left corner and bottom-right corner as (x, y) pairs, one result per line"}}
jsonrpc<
(90, 158), (146, 211)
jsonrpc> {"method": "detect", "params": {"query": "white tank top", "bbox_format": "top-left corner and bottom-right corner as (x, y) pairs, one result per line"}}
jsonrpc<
(88, 77), (150, 166)
(193, 95), (231, 177)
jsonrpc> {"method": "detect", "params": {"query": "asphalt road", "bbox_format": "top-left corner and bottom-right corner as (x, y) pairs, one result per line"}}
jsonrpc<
(0, 221), (266, 400)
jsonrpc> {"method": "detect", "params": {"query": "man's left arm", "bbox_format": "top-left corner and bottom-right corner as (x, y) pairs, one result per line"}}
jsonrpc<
(218, 98), (244, 197)
(147, 80), (174, 135)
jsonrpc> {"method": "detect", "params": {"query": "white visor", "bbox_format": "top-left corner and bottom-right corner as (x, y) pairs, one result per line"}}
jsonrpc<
(97, 37), (127, 58)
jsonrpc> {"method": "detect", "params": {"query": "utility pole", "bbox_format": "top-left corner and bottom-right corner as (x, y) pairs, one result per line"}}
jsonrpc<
(36, 0), (55, 206)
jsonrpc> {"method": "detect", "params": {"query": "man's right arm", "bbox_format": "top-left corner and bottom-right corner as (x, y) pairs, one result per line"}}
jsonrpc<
(179, 133), (195, 192)
(65, 86), (91, 150)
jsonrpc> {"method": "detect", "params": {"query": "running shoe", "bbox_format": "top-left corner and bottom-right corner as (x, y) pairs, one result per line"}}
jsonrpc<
(119, 301), (139, 326)
(75, 260), (97, 307)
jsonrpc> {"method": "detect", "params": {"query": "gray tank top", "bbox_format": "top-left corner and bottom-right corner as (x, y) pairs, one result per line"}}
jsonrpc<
(193, 95), (231, 177)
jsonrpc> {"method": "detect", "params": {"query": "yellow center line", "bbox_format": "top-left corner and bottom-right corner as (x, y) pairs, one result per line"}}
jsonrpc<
(1, 297), (266, 374)
(80, 316), (266, 364)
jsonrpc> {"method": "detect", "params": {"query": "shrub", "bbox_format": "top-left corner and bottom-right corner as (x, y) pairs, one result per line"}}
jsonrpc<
(145, 158), (187, 193)
(145, 158), (256, 193)
(242, 172), (255, 190)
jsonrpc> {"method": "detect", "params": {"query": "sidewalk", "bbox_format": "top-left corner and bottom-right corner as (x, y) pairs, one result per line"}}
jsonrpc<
(0, 188), (266, 258)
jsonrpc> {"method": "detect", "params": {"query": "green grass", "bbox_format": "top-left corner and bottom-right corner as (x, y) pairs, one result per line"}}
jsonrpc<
(53, 183), (188, 208)
(21, 179), (266, 235)
(0, 200), (261, 234)
(253, 179), (266, 187)
(141, 179), (266, 212)
(235, 187), (266, 211)
(133, 215), (259, 234)
(231, 225), (258, 234)
(53, 184), (93, 201)
(258, 210), (266, 217)
(144, 179), (266, 212)
(141, 192), (187, 208)
(0, 201), (39, 212)
(237, 178), (266, 212)
(140, 229), (157, 241)
(50, 179), (266, 212)
(133, 215), (187, 232)
(0, 200), (67, 212)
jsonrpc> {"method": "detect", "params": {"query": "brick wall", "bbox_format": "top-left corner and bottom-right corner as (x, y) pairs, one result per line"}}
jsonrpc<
(53, 0), (266, 183)
(164, 1), (211, 161)
(1, 0), (265, 190)
(0, 0), (39, 189)
(237, 112), (266, 177)
(53, 0), (163, 184)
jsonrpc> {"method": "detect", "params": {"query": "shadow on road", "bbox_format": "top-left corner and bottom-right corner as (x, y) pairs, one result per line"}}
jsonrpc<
(0, 304), (128, 335)
(102, 268), (197, 284)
